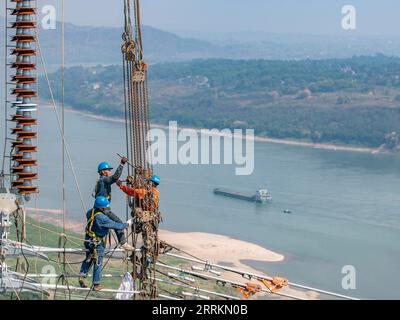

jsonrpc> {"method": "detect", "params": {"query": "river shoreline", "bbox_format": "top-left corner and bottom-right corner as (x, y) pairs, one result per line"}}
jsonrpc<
(44, 105), (381, 154)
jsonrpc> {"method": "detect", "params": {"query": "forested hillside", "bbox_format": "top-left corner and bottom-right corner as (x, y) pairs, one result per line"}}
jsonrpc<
(40, 56), (400, 148)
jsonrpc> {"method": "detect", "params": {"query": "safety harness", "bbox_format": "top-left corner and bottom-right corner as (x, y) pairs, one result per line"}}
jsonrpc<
(85, 209), (104, 261)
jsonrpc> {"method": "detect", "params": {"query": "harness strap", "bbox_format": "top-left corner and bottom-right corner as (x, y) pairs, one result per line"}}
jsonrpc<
(85, 209), (105, 261)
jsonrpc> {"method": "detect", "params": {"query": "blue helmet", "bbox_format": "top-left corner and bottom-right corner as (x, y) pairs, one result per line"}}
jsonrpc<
(98, 162), (113, 173)
(94, 196), (110, 209)
(150, 175), (160, 185)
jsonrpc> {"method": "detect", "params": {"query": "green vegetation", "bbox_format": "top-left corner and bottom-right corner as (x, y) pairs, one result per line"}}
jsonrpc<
(40, 55), (400, 148)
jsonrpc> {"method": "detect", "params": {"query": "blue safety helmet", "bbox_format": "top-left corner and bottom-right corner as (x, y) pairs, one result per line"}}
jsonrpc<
(94, 196), (110, 209)
(98, 162), (113, 173)
(150, 175), (160, 185)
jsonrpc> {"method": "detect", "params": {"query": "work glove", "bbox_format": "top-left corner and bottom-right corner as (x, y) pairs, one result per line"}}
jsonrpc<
(116, 180), (122, 187)
(127, 218), (134, 227)
(120, 157), (128, 165)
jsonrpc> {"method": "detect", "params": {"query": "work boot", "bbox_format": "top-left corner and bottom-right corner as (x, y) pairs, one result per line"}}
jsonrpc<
(121, 242), (135, 251)
(93, 284), (103, 291)
(78, 276), (88, 288)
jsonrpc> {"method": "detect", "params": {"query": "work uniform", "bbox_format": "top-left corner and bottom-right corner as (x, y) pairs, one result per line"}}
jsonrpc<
(94, 164), (126, 244)
(119, 185), (160, 210)
(79, 209), (128, 285)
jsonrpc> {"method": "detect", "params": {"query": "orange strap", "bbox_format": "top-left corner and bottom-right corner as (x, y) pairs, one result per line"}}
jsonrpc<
(261, 277), (289, 293)
(238, 282), (262, 299)
(238, 277), (289, 298)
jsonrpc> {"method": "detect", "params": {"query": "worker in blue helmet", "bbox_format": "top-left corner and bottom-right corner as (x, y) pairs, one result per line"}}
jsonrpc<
(93, 156), (133, 251)
(79, 196), (134, 291)
(94, 158), (127, 202)
(117, 175), (160, 211)
(150, 175), (160, 185)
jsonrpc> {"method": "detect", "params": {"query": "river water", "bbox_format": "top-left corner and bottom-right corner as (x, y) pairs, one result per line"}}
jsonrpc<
(1, 106), (400, 299)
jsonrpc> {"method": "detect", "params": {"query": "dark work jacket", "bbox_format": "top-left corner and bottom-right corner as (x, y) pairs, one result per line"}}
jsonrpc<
(94, 164), (123, 203)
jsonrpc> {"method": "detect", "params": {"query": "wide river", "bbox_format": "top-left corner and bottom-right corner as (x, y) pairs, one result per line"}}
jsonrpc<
(1, 106), (400, 299)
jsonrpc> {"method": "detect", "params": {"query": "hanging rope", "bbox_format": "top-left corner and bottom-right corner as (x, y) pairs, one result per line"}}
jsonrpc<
(35, 36), (87, 214)
(121, 0), (159, 300)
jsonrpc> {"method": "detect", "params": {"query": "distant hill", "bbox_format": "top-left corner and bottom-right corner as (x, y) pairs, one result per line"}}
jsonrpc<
(0, 17), (221, 65)
(37, 22), (221, 65)
(36, 23), (400, 63)
(40, 56), (400, 148)
(3, 16), (400, 65)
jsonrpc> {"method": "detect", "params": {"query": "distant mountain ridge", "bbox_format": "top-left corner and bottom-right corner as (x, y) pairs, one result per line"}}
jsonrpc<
(37, 21), (221, 64)
(0, 17), (221, 64)
(3, 16), (400, 65)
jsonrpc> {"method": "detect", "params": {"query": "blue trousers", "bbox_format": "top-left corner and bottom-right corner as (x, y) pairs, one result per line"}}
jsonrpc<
(80, 240), (105, 285)
(104, 209), (126, 244)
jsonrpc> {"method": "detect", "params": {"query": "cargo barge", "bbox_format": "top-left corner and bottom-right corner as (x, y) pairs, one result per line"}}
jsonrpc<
(213, 188), (272, 203)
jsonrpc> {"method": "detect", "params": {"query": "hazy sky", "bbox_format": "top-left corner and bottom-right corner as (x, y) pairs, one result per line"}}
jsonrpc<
(35, 0), (400, 36)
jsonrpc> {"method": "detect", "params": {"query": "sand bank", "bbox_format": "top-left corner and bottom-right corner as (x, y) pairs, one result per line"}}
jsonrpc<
(25, 207), (319, 300)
